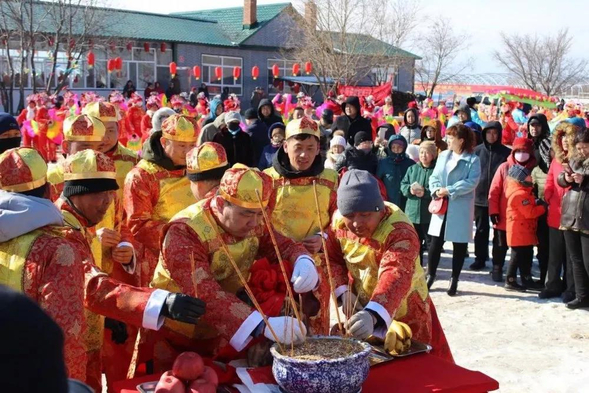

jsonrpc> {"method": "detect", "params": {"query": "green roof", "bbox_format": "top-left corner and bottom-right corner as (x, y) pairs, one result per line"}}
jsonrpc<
(172, 3), (291, 45)
(329, 32), (421, 59)
(0, 1), (235, 46)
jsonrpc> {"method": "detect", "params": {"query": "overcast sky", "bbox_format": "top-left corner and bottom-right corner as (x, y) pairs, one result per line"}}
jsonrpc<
(115, 0), (588, 74)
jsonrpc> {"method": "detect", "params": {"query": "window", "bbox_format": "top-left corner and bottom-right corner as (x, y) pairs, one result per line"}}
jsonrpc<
(267, 59), (299, 95)
(0, 44), (170, 91)
(201, 54), (243, 96)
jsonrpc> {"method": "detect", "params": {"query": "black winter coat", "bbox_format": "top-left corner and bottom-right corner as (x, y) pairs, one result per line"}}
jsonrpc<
(212, 130), (255, 167)
(333, 97), (372, 146)
(558, 157), (589, 233)
(474, 121), (511, 207)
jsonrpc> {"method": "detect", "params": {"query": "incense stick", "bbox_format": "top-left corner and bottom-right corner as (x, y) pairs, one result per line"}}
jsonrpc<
(202, 210), (284, 352)
(311, 180), (344, 334)
(254, 189), (306, 338)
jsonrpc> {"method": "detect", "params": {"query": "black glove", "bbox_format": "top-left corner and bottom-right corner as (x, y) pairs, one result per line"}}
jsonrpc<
(104, 318), (128, 344)
(535, 198), (548, 207)
(160, 293), (206, 325)
(490, 214), (500, 225)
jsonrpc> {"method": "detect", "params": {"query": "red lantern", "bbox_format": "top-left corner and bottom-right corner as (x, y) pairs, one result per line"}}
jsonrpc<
(69, 38), (75, 49)
(115, 57), (123, 71)
(193, 65), (201, 80)
(215, 66), (223, 81)
(272, 64), (279, 78)
(292, 63), (300, 76)
(233, 66), (241, 81)
(252, 65), (259, 80)
(87, 51), (95, 69)
(126, 42), (133, 51)
(169, 62), (177, 77)
(143, 42), (150, 52)
(305, 61), (313, 75)
(107, 59), (115, 73)
(48, 37), (54, 47)
(160, 42), (166, 53)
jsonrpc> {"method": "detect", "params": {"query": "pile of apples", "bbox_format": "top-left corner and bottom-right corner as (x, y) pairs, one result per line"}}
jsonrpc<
(155, 352), (219, 393)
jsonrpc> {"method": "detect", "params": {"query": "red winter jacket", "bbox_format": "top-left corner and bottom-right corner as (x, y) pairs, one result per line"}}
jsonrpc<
(505, 179), (546, 247)
(544, 160), (569, 229)
(489, 154), (537, 231)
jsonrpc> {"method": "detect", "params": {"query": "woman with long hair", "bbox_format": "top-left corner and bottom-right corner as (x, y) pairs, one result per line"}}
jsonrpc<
(426, 124), (481, 296)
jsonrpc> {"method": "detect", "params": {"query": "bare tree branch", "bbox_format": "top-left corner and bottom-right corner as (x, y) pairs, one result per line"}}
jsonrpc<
(494, 28), (587, 96)
(414, 20), (471, 97)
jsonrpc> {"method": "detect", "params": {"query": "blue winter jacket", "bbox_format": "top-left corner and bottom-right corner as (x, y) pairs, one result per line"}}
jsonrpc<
(376, 134), (415, 211)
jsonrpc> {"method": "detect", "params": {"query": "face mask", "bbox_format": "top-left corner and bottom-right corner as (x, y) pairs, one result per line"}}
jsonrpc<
(271, 138), (284, 147)
(228, 123), (241, 135)
(0, 137), (21, 154)
(359, 147), (372, 154)
(391, 152), (405, 162)
(514, 152), (530, 163)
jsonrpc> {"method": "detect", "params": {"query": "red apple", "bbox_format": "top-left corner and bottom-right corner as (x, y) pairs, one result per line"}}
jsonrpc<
(172, 352), (205, 381)
(187, 379), (216, 393)
(155, 371), (185, 393)
(200, 366), (219, 386)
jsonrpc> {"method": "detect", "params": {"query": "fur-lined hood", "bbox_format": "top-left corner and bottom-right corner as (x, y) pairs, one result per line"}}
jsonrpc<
(552, 121), (578, 164)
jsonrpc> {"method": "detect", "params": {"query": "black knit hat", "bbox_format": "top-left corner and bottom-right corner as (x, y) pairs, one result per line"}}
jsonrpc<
(62, 178), (119, 198)
(354, 131), (372, 146)
(244, 108), (258, 120)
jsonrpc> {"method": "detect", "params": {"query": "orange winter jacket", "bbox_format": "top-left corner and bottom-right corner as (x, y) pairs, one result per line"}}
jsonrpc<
(505, 178), (545, 247)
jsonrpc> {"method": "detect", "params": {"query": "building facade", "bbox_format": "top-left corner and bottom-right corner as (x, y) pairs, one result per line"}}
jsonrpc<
(0, 1), (419, 112)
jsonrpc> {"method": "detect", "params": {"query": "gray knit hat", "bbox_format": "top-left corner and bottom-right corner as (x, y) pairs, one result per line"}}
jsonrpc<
(337, 169), (385, 216)
(508, 164), (531, 183)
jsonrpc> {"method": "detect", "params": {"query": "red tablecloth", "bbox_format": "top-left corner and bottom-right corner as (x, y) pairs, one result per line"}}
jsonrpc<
(113, 353), (499, 393)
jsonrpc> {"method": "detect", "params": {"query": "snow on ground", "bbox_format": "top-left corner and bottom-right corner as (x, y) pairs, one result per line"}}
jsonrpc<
(429, 243), (589, 393)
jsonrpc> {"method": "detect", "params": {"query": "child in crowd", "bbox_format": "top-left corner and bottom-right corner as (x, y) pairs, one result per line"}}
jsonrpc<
(377, 134), (415, 211)
(504, 165), (546, 291)
(400, 141), (437, 264)
(258, 123), (285, 170)
(325, 135), (346, 170)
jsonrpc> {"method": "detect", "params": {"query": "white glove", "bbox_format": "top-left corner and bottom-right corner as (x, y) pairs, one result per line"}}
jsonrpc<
(346, 310), (376, 340)
(264, 316), (307, 345)
(339, 291), (362, 316)
(291, 256), (319, 293)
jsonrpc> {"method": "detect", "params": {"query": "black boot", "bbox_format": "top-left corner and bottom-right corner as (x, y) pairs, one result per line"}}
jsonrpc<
(447, 278), (458, 296)
(505, 276), (526, 292)
(469, 260), (486, 271)
(562, 292), (576, 304)
(491, 265), (503, 282)
(522, 276), (543, 292)
(426, 274), (436, 290)
(565, 298), (589, 310)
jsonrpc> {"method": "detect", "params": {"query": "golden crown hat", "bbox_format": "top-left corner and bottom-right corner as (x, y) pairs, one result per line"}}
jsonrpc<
(186, 142), (229, 174)
(162, 114), (199, 143)
(0, 147), (47, 192)
(219, 164), (273, 209)
(63, 114), (106, 142)
(63, 149), (116, 181)
(285, 117), (320, 140)
(81, 101), (120, 123)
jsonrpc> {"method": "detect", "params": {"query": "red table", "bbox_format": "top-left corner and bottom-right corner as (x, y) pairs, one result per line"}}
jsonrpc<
(114, 353), (499, 393)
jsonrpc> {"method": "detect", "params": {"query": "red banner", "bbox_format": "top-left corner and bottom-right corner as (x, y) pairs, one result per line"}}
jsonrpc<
(337, 82), (392, 106)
